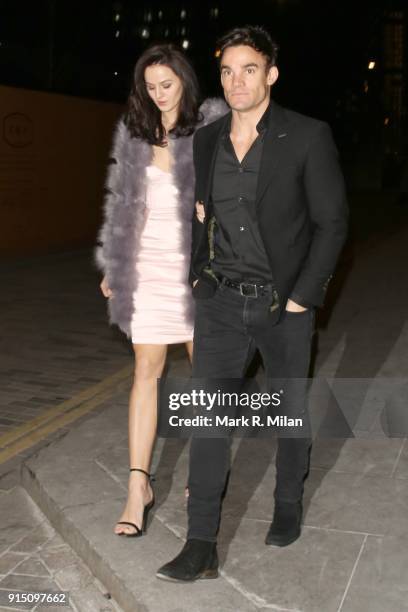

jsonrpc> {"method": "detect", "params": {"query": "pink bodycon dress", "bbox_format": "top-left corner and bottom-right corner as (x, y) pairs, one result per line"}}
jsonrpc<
(130, 164), (195, 344)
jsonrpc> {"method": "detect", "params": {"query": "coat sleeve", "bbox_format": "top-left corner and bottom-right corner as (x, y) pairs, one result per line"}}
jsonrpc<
(199, 98), (229, 126)
(94, 117), (128, 275)
(188, 131), (204, 286)
(289, 123), (349, 307)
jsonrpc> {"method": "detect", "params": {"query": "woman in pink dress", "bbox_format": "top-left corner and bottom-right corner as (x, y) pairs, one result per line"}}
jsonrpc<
(96, 44), (226, 537)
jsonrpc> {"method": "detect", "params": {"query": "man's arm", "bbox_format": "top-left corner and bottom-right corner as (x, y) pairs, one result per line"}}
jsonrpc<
(289, 123), (348, 307)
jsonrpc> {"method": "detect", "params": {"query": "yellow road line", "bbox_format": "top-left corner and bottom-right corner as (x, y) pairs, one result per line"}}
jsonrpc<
(0, 379), (130, 464)
(0, 364), (133, 462)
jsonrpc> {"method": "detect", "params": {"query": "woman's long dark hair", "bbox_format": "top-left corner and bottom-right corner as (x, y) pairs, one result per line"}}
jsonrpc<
(125, 44), (202, 145)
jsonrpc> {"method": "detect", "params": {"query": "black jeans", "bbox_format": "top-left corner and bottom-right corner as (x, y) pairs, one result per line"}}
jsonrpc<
(187, 282), (315, 542)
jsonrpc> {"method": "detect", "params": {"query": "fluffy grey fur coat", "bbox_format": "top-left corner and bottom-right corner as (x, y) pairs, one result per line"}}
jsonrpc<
(95, 98), (228, 337)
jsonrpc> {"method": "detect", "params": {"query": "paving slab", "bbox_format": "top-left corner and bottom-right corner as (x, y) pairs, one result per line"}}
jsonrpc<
(392, 439), (408, 479)
(219, 520), (365, 612)
(303, 468), (408, 536)
(309, 438), (405, 477)
(0, 489), (43, 555)
(0, 487), (122, 612)
(339, 534), (408, 612)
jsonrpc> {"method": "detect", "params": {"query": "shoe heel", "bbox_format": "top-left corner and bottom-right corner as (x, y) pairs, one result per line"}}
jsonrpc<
(142, 498), (155, 533)
(200, 568), (218, 579)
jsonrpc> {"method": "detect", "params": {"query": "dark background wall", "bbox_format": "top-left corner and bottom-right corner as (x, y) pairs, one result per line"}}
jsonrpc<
(0, 0), (407, 255)
(1, 0), (406, 145)
(0, 85), (121, 256)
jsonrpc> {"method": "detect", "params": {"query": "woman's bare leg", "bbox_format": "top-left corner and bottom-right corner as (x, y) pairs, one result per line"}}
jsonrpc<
(114, 343), (167, 535)
(185, 340), (193, 363)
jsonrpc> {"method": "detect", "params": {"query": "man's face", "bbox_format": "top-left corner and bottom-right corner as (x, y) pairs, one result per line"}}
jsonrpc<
(220, 45), (278, 112)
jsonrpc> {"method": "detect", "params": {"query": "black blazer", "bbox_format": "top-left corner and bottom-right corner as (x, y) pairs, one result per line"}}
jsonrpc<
(190, 100), (348, 310)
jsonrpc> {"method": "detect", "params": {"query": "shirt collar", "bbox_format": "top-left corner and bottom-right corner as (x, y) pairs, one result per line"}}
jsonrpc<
(221, 99), (272, 138)
(256, 99), (272, 133)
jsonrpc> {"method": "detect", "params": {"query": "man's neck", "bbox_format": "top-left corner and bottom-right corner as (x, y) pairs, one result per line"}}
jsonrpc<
(230, 96), (271, 138)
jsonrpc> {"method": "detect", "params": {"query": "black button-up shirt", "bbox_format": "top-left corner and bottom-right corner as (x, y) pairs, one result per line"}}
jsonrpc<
(210, 106), (273, 283)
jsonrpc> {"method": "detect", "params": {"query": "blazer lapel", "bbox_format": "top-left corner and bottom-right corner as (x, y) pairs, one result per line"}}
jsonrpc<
(201, 112), (230, 210)
(255, 102), (288, 209)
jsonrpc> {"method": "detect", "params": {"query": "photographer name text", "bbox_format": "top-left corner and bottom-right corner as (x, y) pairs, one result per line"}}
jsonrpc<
(168, 415), (302, 427)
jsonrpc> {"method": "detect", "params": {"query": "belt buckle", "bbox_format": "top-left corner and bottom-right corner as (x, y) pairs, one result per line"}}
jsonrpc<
(239, 283), (258, 298)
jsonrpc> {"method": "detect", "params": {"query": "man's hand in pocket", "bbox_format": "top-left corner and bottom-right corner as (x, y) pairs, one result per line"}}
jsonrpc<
(285, 298), (307, 312)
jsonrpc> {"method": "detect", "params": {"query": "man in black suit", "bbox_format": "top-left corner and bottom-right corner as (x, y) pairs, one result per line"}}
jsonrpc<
(157, 26), (348, 582)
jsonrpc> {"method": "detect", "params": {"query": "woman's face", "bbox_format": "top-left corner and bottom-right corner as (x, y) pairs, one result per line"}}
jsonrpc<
(144, 64), (183, 114)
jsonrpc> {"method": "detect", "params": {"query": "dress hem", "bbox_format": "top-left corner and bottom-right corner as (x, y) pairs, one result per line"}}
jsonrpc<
(131, 337), (193, 345)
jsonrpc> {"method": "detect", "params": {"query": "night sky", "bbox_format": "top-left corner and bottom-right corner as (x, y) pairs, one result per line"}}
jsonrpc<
(1, 0), (407, 152)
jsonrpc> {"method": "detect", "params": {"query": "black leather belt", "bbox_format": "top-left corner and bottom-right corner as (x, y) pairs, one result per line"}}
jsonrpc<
(219, 276), (273, 298)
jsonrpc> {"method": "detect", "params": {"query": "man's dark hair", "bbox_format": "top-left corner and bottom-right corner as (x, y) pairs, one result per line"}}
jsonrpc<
(216, 26), (279, 70)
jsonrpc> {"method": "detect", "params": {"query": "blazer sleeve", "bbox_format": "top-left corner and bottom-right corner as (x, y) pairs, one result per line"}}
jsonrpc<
(94, 117), (128, 276)
(290, 123), (349, 307)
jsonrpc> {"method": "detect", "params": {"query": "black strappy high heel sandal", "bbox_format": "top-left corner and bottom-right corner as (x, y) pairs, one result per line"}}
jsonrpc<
(116, 468), (155, 538)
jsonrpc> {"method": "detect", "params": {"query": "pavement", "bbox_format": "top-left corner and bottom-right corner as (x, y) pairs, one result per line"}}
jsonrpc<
(0, 485), (122, 612)
(1, 199), (408, 612)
